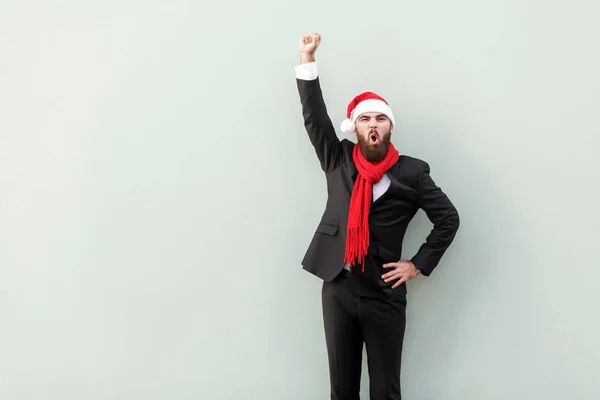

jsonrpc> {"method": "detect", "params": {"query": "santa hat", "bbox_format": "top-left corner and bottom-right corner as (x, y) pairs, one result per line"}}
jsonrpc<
(340, 92), (395, 134)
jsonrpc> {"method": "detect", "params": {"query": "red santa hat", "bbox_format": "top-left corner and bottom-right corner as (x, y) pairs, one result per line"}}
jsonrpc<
(340, 91), (395, 134)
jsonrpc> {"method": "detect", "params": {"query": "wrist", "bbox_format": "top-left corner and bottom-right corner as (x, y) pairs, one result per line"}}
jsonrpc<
(300, 53), (316, 64)
(411, 262), (421, 276)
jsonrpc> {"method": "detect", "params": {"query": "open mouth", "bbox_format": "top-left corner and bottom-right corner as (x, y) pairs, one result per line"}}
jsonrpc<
(369, 132), (380, 145)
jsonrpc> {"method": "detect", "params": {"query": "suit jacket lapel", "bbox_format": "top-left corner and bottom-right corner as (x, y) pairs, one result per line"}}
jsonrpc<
(349, 157), (401, 206)
(387, 162), (400, 181)
(372, 161), (400, 207)
(350, 159), (358, 182)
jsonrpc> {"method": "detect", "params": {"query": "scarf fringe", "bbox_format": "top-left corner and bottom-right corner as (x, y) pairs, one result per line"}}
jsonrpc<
(344, 226), (369, 271)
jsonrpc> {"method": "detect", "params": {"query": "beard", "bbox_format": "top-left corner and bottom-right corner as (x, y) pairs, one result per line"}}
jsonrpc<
(357, 129), (392, 162)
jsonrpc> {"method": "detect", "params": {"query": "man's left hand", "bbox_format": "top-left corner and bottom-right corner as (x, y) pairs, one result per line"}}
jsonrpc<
(382, 259), (420, 289)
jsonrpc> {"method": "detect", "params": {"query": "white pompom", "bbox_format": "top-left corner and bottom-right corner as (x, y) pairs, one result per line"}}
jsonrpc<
(340, 118), (355, 134)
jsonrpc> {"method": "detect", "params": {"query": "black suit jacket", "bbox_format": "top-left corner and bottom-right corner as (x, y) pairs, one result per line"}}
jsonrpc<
(297, 77), (459, 296)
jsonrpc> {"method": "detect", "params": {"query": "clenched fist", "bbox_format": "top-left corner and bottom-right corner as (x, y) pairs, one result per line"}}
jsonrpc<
(299, 32), (321, 55)
(299, 32), (321, 64)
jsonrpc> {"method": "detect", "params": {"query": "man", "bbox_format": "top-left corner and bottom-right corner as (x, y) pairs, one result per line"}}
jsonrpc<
(295, 32), (460, 400)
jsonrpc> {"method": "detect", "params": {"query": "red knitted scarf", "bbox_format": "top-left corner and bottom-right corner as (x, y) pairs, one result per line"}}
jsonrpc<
(345, 142), (399, 269)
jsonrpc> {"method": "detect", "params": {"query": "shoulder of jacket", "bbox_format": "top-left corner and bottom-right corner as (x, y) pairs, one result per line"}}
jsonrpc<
(340, 138), (355, 153)
(399, 154), (429, 170)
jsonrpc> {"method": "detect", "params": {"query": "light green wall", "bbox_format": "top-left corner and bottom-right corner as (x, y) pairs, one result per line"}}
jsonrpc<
(1, 0), (599, 399)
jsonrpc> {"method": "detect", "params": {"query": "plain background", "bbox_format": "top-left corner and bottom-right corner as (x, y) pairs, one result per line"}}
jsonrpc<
(1, 0), (599, 399)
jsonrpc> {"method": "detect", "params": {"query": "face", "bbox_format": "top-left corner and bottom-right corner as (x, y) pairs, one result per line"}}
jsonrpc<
(354, 112), (393, 162)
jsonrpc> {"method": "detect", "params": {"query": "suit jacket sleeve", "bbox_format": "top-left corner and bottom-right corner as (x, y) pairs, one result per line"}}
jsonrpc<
(410, 162), (460, 276)
(296, 63), (344, 172)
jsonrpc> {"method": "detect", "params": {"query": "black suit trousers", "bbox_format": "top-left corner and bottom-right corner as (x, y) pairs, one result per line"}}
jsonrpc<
(322, 270), (407, 400)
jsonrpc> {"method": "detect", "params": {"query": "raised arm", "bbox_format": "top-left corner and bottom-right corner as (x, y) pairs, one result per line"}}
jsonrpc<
(296, 33), (344, 172)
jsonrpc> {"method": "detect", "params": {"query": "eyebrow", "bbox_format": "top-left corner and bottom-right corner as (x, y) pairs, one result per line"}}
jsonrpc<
(359, 114), (388, 119)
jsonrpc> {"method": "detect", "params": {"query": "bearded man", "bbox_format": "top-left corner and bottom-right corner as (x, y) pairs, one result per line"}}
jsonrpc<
(295, 32), (460, 400)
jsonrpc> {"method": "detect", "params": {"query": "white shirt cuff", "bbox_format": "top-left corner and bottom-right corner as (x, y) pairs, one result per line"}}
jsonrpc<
(295, 62), (318, 81)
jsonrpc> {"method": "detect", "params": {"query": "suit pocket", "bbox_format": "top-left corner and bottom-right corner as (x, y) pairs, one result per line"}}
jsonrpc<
(301, 222), (340, 270)
(316, 222), (338, 236)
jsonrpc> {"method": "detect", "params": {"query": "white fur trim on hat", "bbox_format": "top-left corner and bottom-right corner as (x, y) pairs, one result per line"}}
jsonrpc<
(350, 99), (395, 126)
